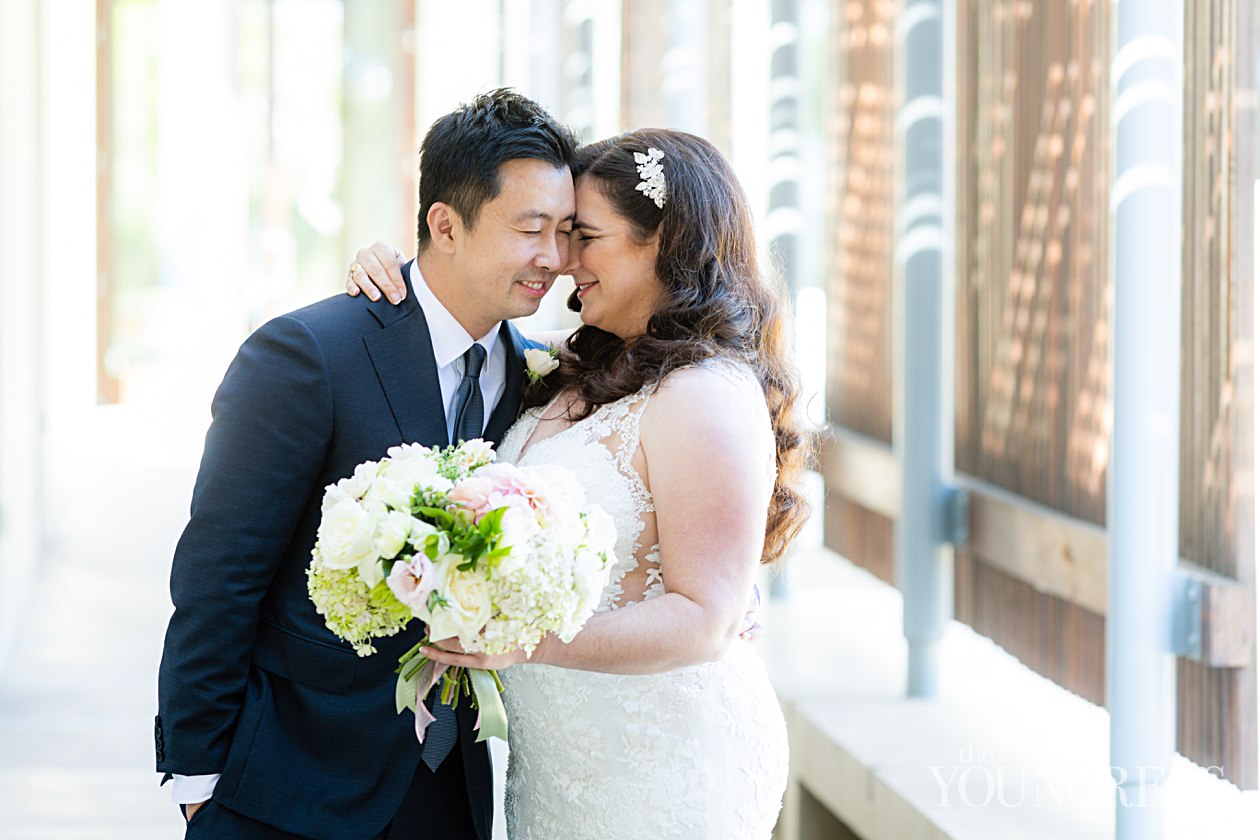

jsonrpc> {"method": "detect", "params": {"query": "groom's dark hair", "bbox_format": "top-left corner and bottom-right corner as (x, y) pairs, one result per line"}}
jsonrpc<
(416, 89), (578, 250)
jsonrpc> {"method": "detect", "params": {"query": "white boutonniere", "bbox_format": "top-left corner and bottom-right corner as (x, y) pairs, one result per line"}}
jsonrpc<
(524, 346), (560, 385)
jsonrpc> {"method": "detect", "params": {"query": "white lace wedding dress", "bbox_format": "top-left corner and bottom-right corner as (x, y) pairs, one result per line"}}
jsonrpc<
(495, 365), (789, 839)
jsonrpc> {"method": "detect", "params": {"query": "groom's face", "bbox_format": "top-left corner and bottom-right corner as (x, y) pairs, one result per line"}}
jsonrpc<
(450, 158), (575, 331)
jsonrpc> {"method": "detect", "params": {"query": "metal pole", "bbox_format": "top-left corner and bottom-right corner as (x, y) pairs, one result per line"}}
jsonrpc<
(1107, 1), (1183, 835)
(896, 0), (951, 698)
(767, 0), (801, 299)
(766, 0), (802, 601)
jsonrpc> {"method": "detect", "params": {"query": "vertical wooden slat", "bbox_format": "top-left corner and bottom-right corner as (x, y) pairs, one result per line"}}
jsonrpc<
(96, 0), (118, 405)
(705, 0), (733, 156)
(1231, 0), (1260, 791)
(821, 0), (897, 569)
(824, 0), (895, 443)
(1178, 0), (1258, 790)
(620, 0), (667, 130)
(956, 0), (1110, 525)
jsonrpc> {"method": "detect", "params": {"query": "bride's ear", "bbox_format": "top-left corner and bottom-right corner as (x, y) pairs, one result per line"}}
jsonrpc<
(426, 203), (459, 255)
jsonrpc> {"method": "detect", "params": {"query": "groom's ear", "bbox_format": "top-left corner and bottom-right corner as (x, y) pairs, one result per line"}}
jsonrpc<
(426, 203), (459, 255)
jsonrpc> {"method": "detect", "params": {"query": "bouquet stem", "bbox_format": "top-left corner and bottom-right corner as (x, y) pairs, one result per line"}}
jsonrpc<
(393, 637), (508, 744)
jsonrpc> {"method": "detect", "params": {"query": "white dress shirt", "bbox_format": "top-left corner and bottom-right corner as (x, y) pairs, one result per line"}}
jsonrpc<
(171, 261), (506, 805)
(407, 261), (507, 442)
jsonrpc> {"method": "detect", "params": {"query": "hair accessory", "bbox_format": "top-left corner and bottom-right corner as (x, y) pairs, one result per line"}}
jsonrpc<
(633, 147), (667, 209)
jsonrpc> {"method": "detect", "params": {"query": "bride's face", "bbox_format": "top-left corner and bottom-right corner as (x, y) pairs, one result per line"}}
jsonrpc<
(567, 176), (664, 339)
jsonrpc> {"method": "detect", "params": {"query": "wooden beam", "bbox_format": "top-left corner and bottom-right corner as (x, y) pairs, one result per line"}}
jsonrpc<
(820, 426), (1253, 668)
(1180, 562), (1255, 669)
(961, 475), (1109, 616)
(817, 424), (900, 521)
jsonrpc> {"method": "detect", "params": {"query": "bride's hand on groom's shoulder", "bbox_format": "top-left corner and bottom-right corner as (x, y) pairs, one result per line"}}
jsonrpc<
(346, 241), (407, 304)
(422, 636), (538, 670)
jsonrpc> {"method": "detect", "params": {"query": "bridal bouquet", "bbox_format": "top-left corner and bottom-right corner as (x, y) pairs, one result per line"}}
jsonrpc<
(306, 439), (615, 742)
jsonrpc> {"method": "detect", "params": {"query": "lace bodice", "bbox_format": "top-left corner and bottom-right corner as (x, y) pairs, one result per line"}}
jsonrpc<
(497, 384), (663, 610)
(493, 361), (788, 840)
(496, 359), (776, 612)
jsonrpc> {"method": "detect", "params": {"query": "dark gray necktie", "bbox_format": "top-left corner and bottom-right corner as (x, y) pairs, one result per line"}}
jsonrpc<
(421, 688), (458, 772)
(450, 343), (487, 444)
(422, 343), (487, 771)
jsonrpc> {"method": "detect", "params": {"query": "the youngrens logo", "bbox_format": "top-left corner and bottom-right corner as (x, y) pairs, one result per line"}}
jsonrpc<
(929, 744), (1224, 809)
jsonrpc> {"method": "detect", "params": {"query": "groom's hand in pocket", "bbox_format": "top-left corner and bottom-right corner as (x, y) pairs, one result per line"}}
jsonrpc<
(183, 800), (207, 822)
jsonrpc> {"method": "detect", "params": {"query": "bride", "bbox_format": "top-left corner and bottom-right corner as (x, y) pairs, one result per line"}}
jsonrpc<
(351, 128), (809, 839)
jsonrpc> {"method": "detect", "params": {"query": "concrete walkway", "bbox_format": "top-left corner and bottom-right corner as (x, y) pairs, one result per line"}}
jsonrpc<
(0, 405), (505, 839)
(0, 406), (197, 838)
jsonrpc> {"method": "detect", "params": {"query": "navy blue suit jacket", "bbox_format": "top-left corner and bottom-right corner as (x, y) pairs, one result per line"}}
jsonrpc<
(156, 265), (530, 840)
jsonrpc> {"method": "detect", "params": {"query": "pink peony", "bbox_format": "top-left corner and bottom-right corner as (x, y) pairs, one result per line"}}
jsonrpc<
(478, 463), (545, 509)
(447, 475), (497, 522)
(450, 463), (544, 522)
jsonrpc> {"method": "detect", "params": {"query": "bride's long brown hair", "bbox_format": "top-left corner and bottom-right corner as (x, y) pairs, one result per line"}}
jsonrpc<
(525, 129), (811, 564)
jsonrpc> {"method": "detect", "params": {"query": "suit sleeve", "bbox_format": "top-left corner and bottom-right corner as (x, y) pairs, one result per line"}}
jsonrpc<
(156, 314), (333, 775)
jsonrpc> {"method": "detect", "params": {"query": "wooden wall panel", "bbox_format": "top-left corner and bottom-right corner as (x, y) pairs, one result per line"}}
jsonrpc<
(823, 495), (895, 586)
(1178, 0), (1257, 789)
(955, 551), (1106, 706)
(822, 0), (1257, 788)
(955, 0), (1111, 525)
(824, 0), (895, 445)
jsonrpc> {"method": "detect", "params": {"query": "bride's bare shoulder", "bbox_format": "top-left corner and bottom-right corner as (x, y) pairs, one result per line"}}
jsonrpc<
(641, 361), (770, 448)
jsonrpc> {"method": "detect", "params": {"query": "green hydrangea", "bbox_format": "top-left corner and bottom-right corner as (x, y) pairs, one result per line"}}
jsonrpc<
(306, 561), (413, 656)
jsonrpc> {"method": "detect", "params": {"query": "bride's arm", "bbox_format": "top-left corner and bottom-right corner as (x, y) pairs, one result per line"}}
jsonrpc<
(426, 366), (771, 675)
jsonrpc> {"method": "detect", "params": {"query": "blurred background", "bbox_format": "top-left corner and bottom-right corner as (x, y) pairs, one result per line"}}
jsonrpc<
(1, 1), (1259, 838)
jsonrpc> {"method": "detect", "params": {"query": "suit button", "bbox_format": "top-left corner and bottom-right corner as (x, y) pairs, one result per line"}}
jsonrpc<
(156, 748), (166, 762)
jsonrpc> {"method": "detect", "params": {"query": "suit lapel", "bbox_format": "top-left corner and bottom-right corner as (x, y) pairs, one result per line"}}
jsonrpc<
(363, 260), (450, 448)
(484, 321), (528, 445)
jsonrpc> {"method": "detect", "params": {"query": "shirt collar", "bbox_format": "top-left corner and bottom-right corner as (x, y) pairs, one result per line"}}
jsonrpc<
(409, 261), (501, 369)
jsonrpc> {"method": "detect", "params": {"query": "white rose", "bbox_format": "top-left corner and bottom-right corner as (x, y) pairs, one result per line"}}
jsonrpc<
(423, 555), (493, 645)
(316, 496), (379, 570)
(385, 442), (432, 462)
(459, 439), (497, 466)
(382, 445), (442, 487)
(374, 509), (414, 560)
(364, 477), (416, 512)
(336, 460), (380, 500)
(357, 555), (386, 589)
(524, 347), (559, 380)
(320, 483), (353, 515)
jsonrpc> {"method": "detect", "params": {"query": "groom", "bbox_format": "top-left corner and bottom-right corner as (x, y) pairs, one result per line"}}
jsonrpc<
(156, 89), (578, 839)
